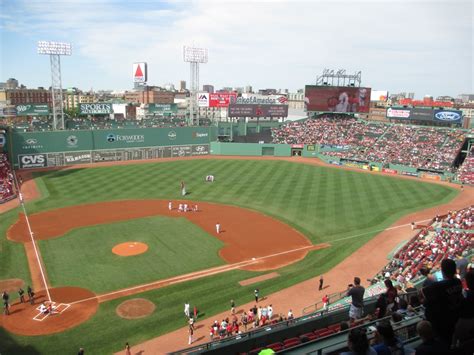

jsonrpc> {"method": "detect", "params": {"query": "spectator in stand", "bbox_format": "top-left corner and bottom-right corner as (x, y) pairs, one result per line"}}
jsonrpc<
(452, 270), (474, 351)
(415, 320), (449, 355)
(422, 258), (464, 345)
(347, 277), (365, 321)
(384, 279), (398, 315)
(372, 321), (405, 355)
(341, 328), (377, 355)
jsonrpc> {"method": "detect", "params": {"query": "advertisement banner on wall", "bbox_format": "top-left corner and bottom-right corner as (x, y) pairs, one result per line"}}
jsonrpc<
(410, 108), (434, 121)
(386, 107), (411, 119)
(209, 93), (237, 107)
(228, 104), (289, 117)
(79, 103), (113, 115)
(16, 104), (50, 116)
(197, 93), (209, 107)
(433, 110), (463, 124)
(304, 86), (371, 113)
(147, 103), (178, 114)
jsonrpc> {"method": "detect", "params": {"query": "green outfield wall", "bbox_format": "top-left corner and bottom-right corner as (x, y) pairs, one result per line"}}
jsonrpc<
(10, 127), (212, 169)
(210, 142), (291, 156)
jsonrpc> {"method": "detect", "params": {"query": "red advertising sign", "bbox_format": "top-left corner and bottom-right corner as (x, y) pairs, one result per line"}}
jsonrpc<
(304, 86), (371, 113)
(209, 93), (237, 108)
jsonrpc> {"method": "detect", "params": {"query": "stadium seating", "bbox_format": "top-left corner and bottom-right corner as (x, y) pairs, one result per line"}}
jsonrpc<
(457, 147), (474, 185)
(271, 116), (468, 172)
(0, 153), (15, 203)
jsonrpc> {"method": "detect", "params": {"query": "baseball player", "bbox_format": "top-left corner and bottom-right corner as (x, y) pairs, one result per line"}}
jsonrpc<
(183, 203), (188, 212)
(216, 222), (220, 234)
(178, 204), (183, 212)
(168, 201), (172, 211)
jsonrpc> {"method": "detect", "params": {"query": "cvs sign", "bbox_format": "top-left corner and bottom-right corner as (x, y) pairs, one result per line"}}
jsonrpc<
(19, 154), (47, 169)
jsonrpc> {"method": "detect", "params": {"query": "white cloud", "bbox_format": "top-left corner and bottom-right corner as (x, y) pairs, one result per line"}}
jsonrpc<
(2, 0), (472, 96)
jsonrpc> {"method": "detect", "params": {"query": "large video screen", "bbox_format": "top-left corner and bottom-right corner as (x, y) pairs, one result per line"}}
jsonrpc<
(304, 86), (371, 113)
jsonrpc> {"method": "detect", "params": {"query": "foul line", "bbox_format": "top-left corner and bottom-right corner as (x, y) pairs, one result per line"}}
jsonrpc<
(330, 218), (432, 243)
(52, 218), (433, 307)
(14, 172), (52, 303)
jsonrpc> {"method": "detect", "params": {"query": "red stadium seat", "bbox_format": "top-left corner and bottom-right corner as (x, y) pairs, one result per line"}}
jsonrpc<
(300, 332), (317, 341)
(283, 337), (301, 346)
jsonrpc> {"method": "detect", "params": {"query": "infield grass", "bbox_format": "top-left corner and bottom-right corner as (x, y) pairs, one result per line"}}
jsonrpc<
(0, 159), (458, 354)
(38, 216), (225, 293)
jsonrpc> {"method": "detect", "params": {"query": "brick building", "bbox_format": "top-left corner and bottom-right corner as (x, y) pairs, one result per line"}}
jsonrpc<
(124, 87), (175, 104)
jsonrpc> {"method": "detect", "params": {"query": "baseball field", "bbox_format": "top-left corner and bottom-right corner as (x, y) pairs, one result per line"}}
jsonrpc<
(0, 158), (458, 354)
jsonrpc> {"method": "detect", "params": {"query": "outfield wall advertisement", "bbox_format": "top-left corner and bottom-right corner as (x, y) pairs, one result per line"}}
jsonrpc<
(304, 86), (371, 113)
(12, 127), (211, 168)
(197, 93), (237, 107)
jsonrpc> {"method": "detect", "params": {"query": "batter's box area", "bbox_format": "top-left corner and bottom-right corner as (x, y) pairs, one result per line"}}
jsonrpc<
(33, 302), (71, 321)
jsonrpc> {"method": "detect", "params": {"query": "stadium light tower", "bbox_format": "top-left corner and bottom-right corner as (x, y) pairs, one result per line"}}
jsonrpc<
(183, 46), (208, 125)
(38, 41), (72, 130)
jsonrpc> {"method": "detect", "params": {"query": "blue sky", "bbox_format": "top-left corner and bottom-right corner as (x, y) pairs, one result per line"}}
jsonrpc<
(0, 0), (472, 97)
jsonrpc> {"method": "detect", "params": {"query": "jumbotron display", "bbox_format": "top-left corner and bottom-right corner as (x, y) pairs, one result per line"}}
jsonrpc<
(304, 85), (371, 113)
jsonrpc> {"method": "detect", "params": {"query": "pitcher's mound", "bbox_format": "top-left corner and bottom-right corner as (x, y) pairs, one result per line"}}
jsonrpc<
(1, 286), (98, 336)
(112, 242), (148, 256)
(116, 298), (155, 319)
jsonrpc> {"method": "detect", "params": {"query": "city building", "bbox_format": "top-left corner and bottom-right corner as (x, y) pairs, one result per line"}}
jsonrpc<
(5, 78), (19, 89)
(202, 85), (214, 93)
(179, 80), (187, 91)
(288, 91), (304, 110)
(0, 87), (51, 106)
(245, 85), (253, 93)
(124, 86), (175, 104)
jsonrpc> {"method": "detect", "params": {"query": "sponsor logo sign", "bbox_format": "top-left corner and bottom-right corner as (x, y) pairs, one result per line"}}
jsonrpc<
(386, 108), (411, 119)
(382, 168), (398, 174)
(147, 103), (178, 114)
(192, 144), (209, 156)
(80, 103), (113, 115)
(232, 95), (288, 105)
(168, 131), (177, 140)
(22, 138), (43, 150)
(434, 110), (462, 123)
(0, 133), (5, 147)
(133, 62), (147, 83)
(18, 154), (47, 169)
(228, 104), (289, 117)
(66, 135), (79, 148)
(105, 133), (144, 144)
(410, 108), (434, 121)
(208, 93), (237, 108)
(16, 104), (50, 116)
(192, 132), (208, 138)
(197, 93), (209, 107)
(291, 144), (304, 149)
(64, 152), (92, 164)
(304, 86), (371, 113)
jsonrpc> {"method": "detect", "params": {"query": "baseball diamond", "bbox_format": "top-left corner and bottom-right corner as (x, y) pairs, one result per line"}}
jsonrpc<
(0, 149), (468, 354)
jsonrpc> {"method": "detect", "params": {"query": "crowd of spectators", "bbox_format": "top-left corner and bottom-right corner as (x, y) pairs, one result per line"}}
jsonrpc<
(271, 116), (468, 172)
(0, 153), (15, 203)
(457, 147), (474, 185)
(375, 206), (473, 286)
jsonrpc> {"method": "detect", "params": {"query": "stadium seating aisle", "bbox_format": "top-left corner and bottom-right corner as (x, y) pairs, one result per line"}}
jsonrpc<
(0, 153), (15, 203)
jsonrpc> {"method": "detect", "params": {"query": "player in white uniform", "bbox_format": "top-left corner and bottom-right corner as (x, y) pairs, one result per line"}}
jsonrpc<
(168, 201), (172, 211)
(183, 203), (188, 212)
(216, 222), (221, 234)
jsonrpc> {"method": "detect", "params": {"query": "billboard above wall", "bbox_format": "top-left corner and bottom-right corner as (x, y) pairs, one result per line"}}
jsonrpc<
(197, 93), (238, 107)
(386, 107), (463, 125)
(228, 104), (288, 117)
(16, 104), (50, 116)
(133, 62), (147, 83)
(304, 86), (371, 113)
(79, 103), (113, 115)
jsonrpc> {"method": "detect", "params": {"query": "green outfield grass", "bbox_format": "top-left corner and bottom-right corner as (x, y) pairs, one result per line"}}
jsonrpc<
(39, 216), (225, 293)
(0, 159), (458, 354)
